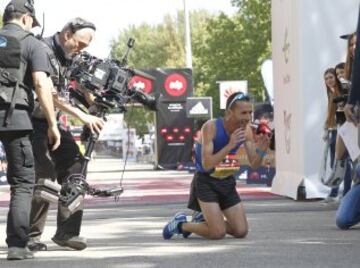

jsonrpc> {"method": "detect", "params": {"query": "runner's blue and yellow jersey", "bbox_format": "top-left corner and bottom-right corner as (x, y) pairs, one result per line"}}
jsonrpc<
(194, 118), (244, 179)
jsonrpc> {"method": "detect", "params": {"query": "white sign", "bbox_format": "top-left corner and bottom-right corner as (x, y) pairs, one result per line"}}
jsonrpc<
(338, 122), (360, 161)
(218, 81), (248, 109)
(98, 114), (124, 141)
(261, 59), (274, 104)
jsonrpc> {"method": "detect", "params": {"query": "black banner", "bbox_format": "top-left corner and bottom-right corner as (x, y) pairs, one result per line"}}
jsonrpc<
(156, 101), (194, 169)
(131, 68), (194, 169)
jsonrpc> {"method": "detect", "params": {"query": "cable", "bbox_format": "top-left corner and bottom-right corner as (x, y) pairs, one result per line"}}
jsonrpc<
(117, 103), (135, 201)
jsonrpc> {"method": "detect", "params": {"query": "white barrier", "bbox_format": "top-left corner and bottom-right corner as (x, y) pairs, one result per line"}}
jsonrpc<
(271, 0), (359, 199)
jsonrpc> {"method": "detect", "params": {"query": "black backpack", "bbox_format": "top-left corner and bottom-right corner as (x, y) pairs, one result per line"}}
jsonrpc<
(0, 29), (33, 126)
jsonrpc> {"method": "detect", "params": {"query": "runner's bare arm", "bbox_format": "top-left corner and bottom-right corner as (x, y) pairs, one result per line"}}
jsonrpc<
(244, 124), (270, 169)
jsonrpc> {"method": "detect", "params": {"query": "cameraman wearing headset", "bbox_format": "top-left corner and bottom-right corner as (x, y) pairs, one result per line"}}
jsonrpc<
(28, 18), (105, 251)
(0, 0), (61, 260)
(339, 6), (360, 230)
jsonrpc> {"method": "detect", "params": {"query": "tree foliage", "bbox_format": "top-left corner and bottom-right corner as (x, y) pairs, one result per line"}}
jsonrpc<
(110, 10), (212, 135)
(195, 0), (271, 115)
(110, 0), (271, 130)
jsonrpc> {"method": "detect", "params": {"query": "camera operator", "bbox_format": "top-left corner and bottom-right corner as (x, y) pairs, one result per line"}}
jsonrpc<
(28, 18), (104, 252)
(0, 0), (61, 260)
(336, 7), (360, 230)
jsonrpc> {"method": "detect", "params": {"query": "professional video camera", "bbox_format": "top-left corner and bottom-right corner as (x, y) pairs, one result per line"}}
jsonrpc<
(35, 38), (157, 213)
(333, 95), (348, 104)
(66, 38), (157, 112)
(332, 79), (350, 104)
(339, 77), (351, 94)
(331, 78), (351, 125)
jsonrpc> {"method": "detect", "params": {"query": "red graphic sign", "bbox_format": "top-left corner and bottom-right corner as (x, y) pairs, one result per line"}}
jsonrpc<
(164, 73), (187, 97)
(129, 75), (153, 94)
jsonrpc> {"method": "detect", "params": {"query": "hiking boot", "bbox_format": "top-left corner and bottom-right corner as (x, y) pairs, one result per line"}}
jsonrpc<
(162, 212), (187, 240)
(183, 211), (205, 238)
(7, 247), (34, 260)
(323, 159), (346, 187)
(51, 235), (87, 250)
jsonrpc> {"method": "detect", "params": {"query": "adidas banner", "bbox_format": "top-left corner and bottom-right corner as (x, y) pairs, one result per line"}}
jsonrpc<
(186, 97), (212, 119)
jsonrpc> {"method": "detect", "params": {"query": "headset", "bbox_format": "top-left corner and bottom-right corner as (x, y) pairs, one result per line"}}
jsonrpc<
(69, 18), (96, 33)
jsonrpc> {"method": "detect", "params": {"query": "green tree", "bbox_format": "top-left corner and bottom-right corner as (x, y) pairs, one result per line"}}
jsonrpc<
(111, 10), (212, 68)
(110, 0), (271, 120)
(194, 0), (271, 116)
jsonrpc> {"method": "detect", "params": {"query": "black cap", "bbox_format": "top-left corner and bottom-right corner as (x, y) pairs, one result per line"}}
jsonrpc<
(5, 0), (40, 28)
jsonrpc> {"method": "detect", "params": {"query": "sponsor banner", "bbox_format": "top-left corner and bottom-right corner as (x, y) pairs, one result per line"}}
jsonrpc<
(218, 81), (248, 109)
(147, 69), (193, 102)
(186, 97), (212, 118)
(129, 75), (153, 94)
(127, 68), (194, 169)
(156, 101), (194, 169)
(128, 69), (192, 101)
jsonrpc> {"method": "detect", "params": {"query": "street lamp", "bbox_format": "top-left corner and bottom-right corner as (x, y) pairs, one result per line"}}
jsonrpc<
(183, 0), (193, 69)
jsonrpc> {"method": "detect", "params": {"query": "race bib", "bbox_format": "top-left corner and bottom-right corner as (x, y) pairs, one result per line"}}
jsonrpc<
(210, 153), (240, 179)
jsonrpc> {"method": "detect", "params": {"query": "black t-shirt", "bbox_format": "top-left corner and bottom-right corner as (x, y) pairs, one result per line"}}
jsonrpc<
(33, 33), (70, 119)
(0, 23), (53, 131)
(349, 6), (360, 105)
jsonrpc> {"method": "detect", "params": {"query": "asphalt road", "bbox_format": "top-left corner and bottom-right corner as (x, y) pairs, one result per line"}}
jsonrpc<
(0, 159), (358, 268)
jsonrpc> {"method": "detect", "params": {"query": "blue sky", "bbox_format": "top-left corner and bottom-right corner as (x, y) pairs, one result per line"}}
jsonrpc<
(1, 0), (237, 57)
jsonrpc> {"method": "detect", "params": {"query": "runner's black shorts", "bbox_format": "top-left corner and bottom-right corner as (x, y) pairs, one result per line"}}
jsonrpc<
(187, 172), (241, 212)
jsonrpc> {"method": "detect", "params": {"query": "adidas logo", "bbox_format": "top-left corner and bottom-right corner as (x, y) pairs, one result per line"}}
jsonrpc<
(189, 102), (208, 115)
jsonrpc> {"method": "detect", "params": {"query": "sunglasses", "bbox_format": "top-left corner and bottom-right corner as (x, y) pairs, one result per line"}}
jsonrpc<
(227, 92), (250, 109)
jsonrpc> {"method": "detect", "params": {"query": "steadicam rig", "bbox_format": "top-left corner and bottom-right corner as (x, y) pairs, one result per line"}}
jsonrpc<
(34, 173), (124, 213)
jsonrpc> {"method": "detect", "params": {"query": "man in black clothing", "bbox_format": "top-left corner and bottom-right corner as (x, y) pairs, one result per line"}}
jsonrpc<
(28, 17), (104, 252)
(344, 7), (360, 123)
(0, 0), (61, 260)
